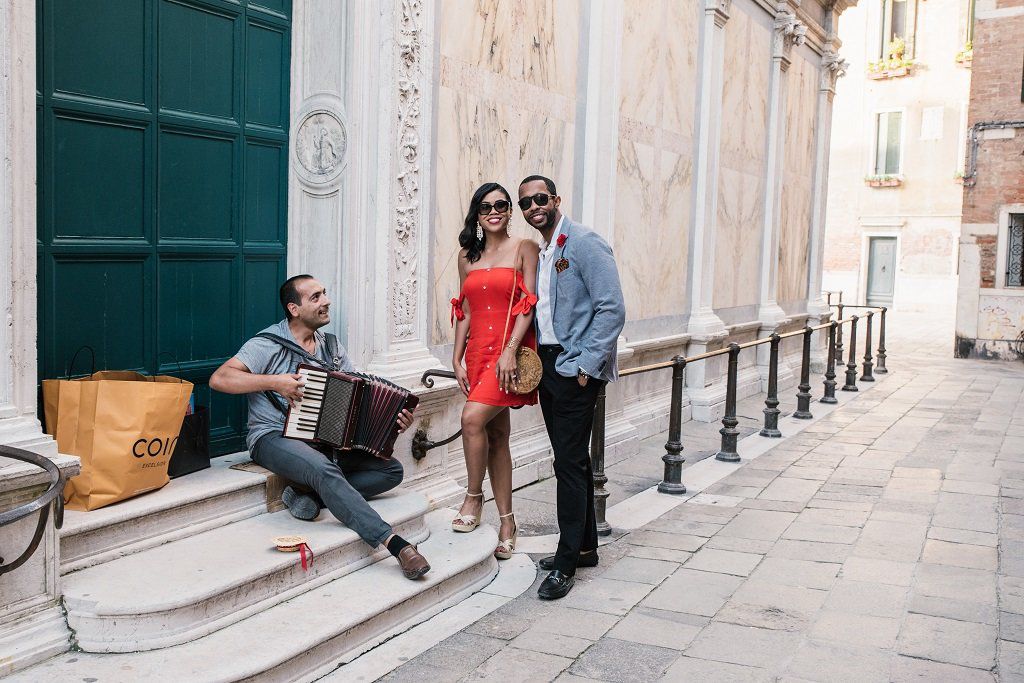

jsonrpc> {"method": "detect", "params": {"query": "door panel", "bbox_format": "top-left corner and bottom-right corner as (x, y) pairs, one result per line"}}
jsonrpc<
(52, 116), (148, 240)
(158, 1), (238, 120)
(866, 237), (897, 307)
(39, 0), (291, 455)
(158, 129), (237, 241)
(52, 0), (148, 105)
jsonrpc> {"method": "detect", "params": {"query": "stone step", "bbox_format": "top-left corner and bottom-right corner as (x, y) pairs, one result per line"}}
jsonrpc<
(60, 453), (270, 574)
(63, 490), (431, 652)
(12, 511), (498, 683)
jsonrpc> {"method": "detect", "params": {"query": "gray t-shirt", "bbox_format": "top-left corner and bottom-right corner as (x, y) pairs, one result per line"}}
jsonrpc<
(235, 320), (355, 450)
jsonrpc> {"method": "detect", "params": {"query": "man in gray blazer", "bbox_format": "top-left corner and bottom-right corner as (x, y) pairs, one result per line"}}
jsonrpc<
(518, 175), (626, 600)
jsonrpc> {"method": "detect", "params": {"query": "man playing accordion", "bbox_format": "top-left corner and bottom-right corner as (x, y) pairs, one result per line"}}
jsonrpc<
(210, 275), (430, 580)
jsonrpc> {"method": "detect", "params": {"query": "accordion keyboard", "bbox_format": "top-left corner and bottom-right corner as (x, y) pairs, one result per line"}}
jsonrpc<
(283, 367), (328, 439)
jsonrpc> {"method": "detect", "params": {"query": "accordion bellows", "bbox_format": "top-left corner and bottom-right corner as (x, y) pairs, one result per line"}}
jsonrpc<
(283, 364), (419, 459)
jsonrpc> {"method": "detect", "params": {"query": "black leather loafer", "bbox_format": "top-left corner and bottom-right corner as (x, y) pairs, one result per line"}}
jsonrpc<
(538, 551), (599, 572)
(537, 570), (575, 600)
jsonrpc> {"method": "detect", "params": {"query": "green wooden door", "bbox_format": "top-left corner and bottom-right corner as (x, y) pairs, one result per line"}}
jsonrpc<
(37, 0), (291, 455)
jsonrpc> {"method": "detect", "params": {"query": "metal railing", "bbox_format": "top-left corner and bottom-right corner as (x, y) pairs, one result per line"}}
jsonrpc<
(413, 302), (888, 535)
(0, 445), (66, 576)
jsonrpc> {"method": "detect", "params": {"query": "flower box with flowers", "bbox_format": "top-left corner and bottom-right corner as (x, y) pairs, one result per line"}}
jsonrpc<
(955, 42), (973, 66)
(867, 37), (915, 80)
(864, 174), (904, 188)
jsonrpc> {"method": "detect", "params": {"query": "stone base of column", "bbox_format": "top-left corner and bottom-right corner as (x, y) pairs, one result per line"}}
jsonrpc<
(0, 603), (72, 676)
(365, 340), (446, 389)
(688, 365), (762, 423)
(806, 298), (833, 373)
(756, 304), (793, 392)
(687, 309), (728, 339)
(0, 416), (58, 457)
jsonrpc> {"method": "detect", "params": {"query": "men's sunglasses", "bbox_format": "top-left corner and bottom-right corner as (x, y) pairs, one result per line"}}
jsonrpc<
(478, 200), (511, 215)
(518, 193), (553, 211)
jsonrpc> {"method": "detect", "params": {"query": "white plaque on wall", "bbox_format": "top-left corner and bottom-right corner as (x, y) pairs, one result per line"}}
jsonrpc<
(292, 94), (349, 192)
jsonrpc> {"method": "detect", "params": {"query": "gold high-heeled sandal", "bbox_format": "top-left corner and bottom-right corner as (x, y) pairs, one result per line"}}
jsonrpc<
(451, 491), (484, 533)
(494, 512), (517, 560)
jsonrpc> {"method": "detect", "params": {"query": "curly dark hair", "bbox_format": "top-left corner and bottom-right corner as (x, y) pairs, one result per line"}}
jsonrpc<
(459, 182), (512, 263)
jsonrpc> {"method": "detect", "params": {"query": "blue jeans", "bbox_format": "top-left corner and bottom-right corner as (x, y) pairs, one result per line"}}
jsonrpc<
(251, 431), (402, 547)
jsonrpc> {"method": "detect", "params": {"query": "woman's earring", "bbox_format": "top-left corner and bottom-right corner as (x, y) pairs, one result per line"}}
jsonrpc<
(505, 221), (511, 238)
(476, 223), (484, 241)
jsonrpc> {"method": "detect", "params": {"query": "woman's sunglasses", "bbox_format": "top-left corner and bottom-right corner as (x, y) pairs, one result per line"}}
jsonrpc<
(478, 200), (511, 215)
(517, 193), (552, 211)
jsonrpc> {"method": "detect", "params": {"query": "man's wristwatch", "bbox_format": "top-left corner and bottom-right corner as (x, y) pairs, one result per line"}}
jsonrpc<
(578, 367), (590, 379)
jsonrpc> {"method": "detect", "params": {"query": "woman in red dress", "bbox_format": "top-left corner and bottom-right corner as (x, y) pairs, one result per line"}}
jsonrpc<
(450, 182), (539, 560)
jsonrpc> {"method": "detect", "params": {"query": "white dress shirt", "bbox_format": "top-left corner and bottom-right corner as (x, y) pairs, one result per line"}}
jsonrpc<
(535, 215), (566, 346)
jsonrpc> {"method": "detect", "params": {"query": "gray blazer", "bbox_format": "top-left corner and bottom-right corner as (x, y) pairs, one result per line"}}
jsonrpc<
(538, 217), (626, 383)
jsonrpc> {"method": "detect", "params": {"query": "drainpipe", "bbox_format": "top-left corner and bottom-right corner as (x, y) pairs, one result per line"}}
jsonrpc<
(963, 120), (1024, 187)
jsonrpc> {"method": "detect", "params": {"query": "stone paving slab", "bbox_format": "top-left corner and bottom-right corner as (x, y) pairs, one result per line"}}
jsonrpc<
(381, 312), (1024, 682)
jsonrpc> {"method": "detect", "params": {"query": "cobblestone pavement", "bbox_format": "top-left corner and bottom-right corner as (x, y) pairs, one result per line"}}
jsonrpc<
(384, 311), (1024, 681)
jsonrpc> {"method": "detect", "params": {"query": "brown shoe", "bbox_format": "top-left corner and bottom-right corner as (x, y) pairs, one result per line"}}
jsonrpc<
(397, 545), (430, 579)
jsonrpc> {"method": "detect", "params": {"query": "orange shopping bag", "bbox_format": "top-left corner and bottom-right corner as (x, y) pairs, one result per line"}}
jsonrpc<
(44, 369), (192, 511)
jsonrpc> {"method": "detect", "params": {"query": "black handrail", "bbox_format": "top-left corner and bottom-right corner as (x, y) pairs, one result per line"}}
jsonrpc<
(414, 300), (889, 534)
(0, 445), (66, 576)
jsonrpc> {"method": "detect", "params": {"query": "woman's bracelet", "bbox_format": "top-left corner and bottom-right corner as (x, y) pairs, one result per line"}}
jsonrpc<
(505, 336), (519, 351)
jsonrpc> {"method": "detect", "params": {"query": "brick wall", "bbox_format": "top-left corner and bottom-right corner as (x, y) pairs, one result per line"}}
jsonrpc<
(962, 14), (1024, 290)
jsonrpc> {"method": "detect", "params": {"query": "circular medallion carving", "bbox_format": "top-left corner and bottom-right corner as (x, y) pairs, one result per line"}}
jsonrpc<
(294, 110), (347, 187)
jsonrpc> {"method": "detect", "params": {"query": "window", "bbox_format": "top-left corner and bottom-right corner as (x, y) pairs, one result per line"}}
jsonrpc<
(1008, 214), (1024, 287)
(874, 111), (903, 175)
(879, 0), (916, 57)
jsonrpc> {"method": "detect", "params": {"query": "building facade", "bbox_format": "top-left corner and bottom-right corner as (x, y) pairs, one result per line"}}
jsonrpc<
(0, 0), (853, 670)
(823, 0), (974, 312)
(955, 0), (1024, 358)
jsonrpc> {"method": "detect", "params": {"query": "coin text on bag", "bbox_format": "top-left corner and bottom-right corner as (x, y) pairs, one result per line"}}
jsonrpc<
(132, 436), (179, 458)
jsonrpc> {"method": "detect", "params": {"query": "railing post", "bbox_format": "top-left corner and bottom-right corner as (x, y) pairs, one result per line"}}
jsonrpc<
(825, 291), (832, 306)
(842, 316), (859, 392)
(821, 321), (838, 404)
(860, 310), (875, 382)
(715, 343), (741, 462)
(760, 334), (782, 437)
(875, 307), (888, 373)
(834, 303), (845, 363)
(659, 357), (687, 494)
(793, 326), (814, 419)
(590, 384), (611, 536)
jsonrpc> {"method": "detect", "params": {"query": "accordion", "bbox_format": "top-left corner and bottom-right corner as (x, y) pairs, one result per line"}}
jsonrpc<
(283, 364), (419, 459)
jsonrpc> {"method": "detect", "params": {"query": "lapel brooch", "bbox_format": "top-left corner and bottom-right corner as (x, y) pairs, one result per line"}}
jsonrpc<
(555, 234), (569, 273)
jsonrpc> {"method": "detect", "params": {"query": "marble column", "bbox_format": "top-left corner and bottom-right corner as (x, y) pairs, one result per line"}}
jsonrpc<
(755, 8), (806, 376)
(574, 1), (624, 241)
(287, 2), (350, 343)
(684, 0), (732, 421)
(342, 0), (443, 385)
(0, 0), (55, 456)
(806, 46), (848, 367)
(0, 0), (77, 674)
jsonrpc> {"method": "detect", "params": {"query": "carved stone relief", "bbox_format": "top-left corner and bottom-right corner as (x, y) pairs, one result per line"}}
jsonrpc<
(820, 48), (849, 92)
(294, 108), (348, 189)
(773, 11), (807, 65)
(392, 0), (426, 340)
(705, 0), (732, 26)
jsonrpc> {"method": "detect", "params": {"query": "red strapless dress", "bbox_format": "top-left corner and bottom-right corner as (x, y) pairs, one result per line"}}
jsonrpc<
(451, 267), (538, 407)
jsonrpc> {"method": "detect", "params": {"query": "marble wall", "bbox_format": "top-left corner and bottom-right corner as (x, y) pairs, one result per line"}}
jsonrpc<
(713, 5), (771, 312)
(778, 49), (819, 309)
(614, 0), (700, 321)
(430, 0), (580, 345)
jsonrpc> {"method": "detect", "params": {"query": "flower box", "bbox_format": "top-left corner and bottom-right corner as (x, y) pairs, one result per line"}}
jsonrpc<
(867, 65), (911, 80)
(864, 175), (904, 188)
(955, 43), (973, 66)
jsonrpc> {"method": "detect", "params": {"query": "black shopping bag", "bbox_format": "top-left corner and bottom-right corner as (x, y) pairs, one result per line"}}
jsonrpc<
(169, 406), (211, 478)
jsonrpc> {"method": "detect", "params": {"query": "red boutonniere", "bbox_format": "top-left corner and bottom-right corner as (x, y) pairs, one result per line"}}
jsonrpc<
(556, 234), (567, 247)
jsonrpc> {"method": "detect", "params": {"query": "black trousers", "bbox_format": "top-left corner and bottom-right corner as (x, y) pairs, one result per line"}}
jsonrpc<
(538, 345), (604, 575)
